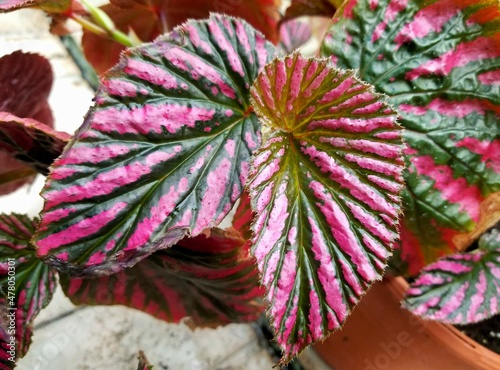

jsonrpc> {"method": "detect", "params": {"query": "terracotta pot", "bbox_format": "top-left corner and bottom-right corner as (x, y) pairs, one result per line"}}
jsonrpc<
(313, 277), (500, 370)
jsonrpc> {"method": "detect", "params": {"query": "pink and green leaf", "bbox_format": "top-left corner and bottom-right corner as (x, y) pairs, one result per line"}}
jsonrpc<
(403, 228), (500, 324)
(321, 0), (500, 273)
(1, 334), (14, 370)
(34, 15), (277, 276)
(0, 113), (70, 175)
(278, 20), (313, 54)
(60, 228), (265, 325)
(0, 214), (57, 365)
(248, 54), (405, 362)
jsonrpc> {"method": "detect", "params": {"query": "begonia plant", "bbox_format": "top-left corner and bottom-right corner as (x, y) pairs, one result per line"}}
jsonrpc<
(0, 0), (499, 368)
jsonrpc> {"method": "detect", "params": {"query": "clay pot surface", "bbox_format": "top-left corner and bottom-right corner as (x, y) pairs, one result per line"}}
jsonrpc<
(314, 277), (500, 370)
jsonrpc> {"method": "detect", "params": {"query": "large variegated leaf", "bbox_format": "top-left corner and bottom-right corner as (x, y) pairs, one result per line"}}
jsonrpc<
(60, 228), (265, 325)
(0, 113), (70, 175)
(403, 228), (500, 324)
(321, 0), (500, 274)
(34, 15), (277, 276)
(248, 54), (405, 362)
(0, 214), (57, 365)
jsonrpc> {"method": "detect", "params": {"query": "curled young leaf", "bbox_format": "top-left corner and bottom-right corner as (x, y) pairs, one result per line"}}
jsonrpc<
(0, 214), (57, 364)
(60, 228), (265, 326)
(249, 53), (405, 362)
(321, 0), (500, 274)
(403, 228), (500, 324)
(34, 15), (277, 276)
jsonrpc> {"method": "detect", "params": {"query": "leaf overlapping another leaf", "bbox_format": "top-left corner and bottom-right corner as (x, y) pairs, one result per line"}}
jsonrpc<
(249, 53), (405, 362)
(0, 214), (57, 366)
(403, 228), (500, 324)
(60, 228), (265, 326)
(321, 0), (500, 274)
(34, 15), (277, 276)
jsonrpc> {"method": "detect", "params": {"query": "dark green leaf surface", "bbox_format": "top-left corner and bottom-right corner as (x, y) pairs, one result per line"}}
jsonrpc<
(321, 0), (500, 273)
(249, 54), (404, 362)
(34, 15), (277, 276)
(403, 228), (500, 324)
(60, 228), (265, 325)
(0, 214), (57, 365)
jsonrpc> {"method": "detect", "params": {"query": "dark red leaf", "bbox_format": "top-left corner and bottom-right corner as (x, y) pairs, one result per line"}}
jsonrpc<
(0, 112), (70, 175)
(82, 4), (161, 74)
(83, 0), (282, 73)
(0, 51), (53, 125)
(60, 228), (265, 326)
(283, 0), (338, 22)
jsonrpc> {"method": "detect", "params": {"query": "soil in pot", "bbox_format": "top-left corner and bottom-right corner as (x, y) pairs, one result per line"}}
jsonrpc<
(457, 315), (500, 355)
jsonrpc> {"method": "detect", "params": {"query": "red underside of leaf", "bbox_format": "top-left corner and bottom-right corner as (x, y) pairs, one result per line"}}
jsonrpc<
(61, 228), (265, 326)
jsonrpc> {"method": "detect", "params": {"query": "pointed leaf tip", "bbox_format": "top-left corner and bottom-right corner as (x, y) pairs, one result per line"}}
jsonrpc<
(248, 54), (405, 362)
